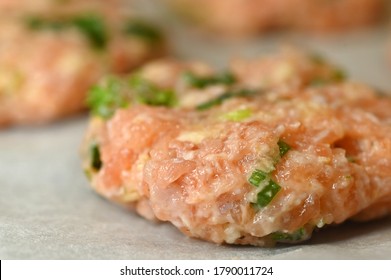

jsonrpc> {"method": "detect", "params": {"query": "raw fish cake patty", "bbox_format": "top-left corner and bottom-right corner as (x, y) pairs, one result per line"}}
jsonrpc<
(0, 0), (166, 126)
(82, 49), (391, 246)
(166, 0), (385, 36)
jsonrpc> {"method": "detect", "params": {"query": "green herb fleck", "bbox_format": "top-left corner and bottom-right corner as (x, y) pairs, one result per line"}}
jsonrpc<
(87, 77), (129, 119)
(223, 108), (252, 122)
(129, 74), (177, 107)
(183, 71), (236, 89)
(346, 156), (357, 163)
(25, 16), (67, 30)
(25, 14), (108, 49)
(249, 169), (281, 208)
(271, 227), (308, 242)
(256, 180), (281, 208)
(331, 69), (346, 82)
(278, 140), (291, 157)
(310, 68), (347, 87)
(123, 19), (162, 43)
(196, 89), (255, 111)
(72, 14), (107, 49)
(249, 169), (268, 187)
(90, 144), (102, 171)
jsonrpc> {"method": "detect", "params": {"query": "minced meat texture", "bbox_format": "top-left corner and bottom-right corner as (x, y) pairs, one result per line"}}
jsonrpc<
(81, 49), (391, 246)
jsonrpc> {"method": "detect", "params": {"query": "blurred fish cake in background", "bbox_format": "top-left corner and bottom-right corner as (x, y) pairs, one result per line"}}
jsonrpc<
(0, 0), (166, 127)
(0, 0), (120, 16)
(165, 0), (387, 36)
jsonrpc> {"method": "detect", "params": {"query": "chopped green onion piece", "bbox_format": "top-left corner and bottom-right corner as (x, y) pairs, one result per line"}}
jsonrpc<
(90, 144), (102, 171)
(72, 14), (107, 49)
(278, 140), (291, 157)
(183, 71), (236, 89)
(310, 68), (347, 87)
(196, 89), (255, 111)
(129, 74), (177, 107)
(331, 69), (346, 82)
(25, 14), (108, 49)
(123, 19), (162, 43)
(196, 94), (228, 111)
(256, 180), (281, 208)
(271, 227), (308, 242)
(25, 16), (67, 30)
(248, 169), (268, 187)
(223, 108), (252, 122)
(346, 156), (357, 163)
(87, 77), (129, 119)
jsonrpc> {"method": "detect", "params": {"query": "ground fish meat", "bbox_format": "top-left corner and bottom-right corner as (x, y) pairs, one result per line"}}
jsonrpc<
(81, 49), (391, 246)
(166, 0), (385, 36)
(0, 0), (166, 127)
